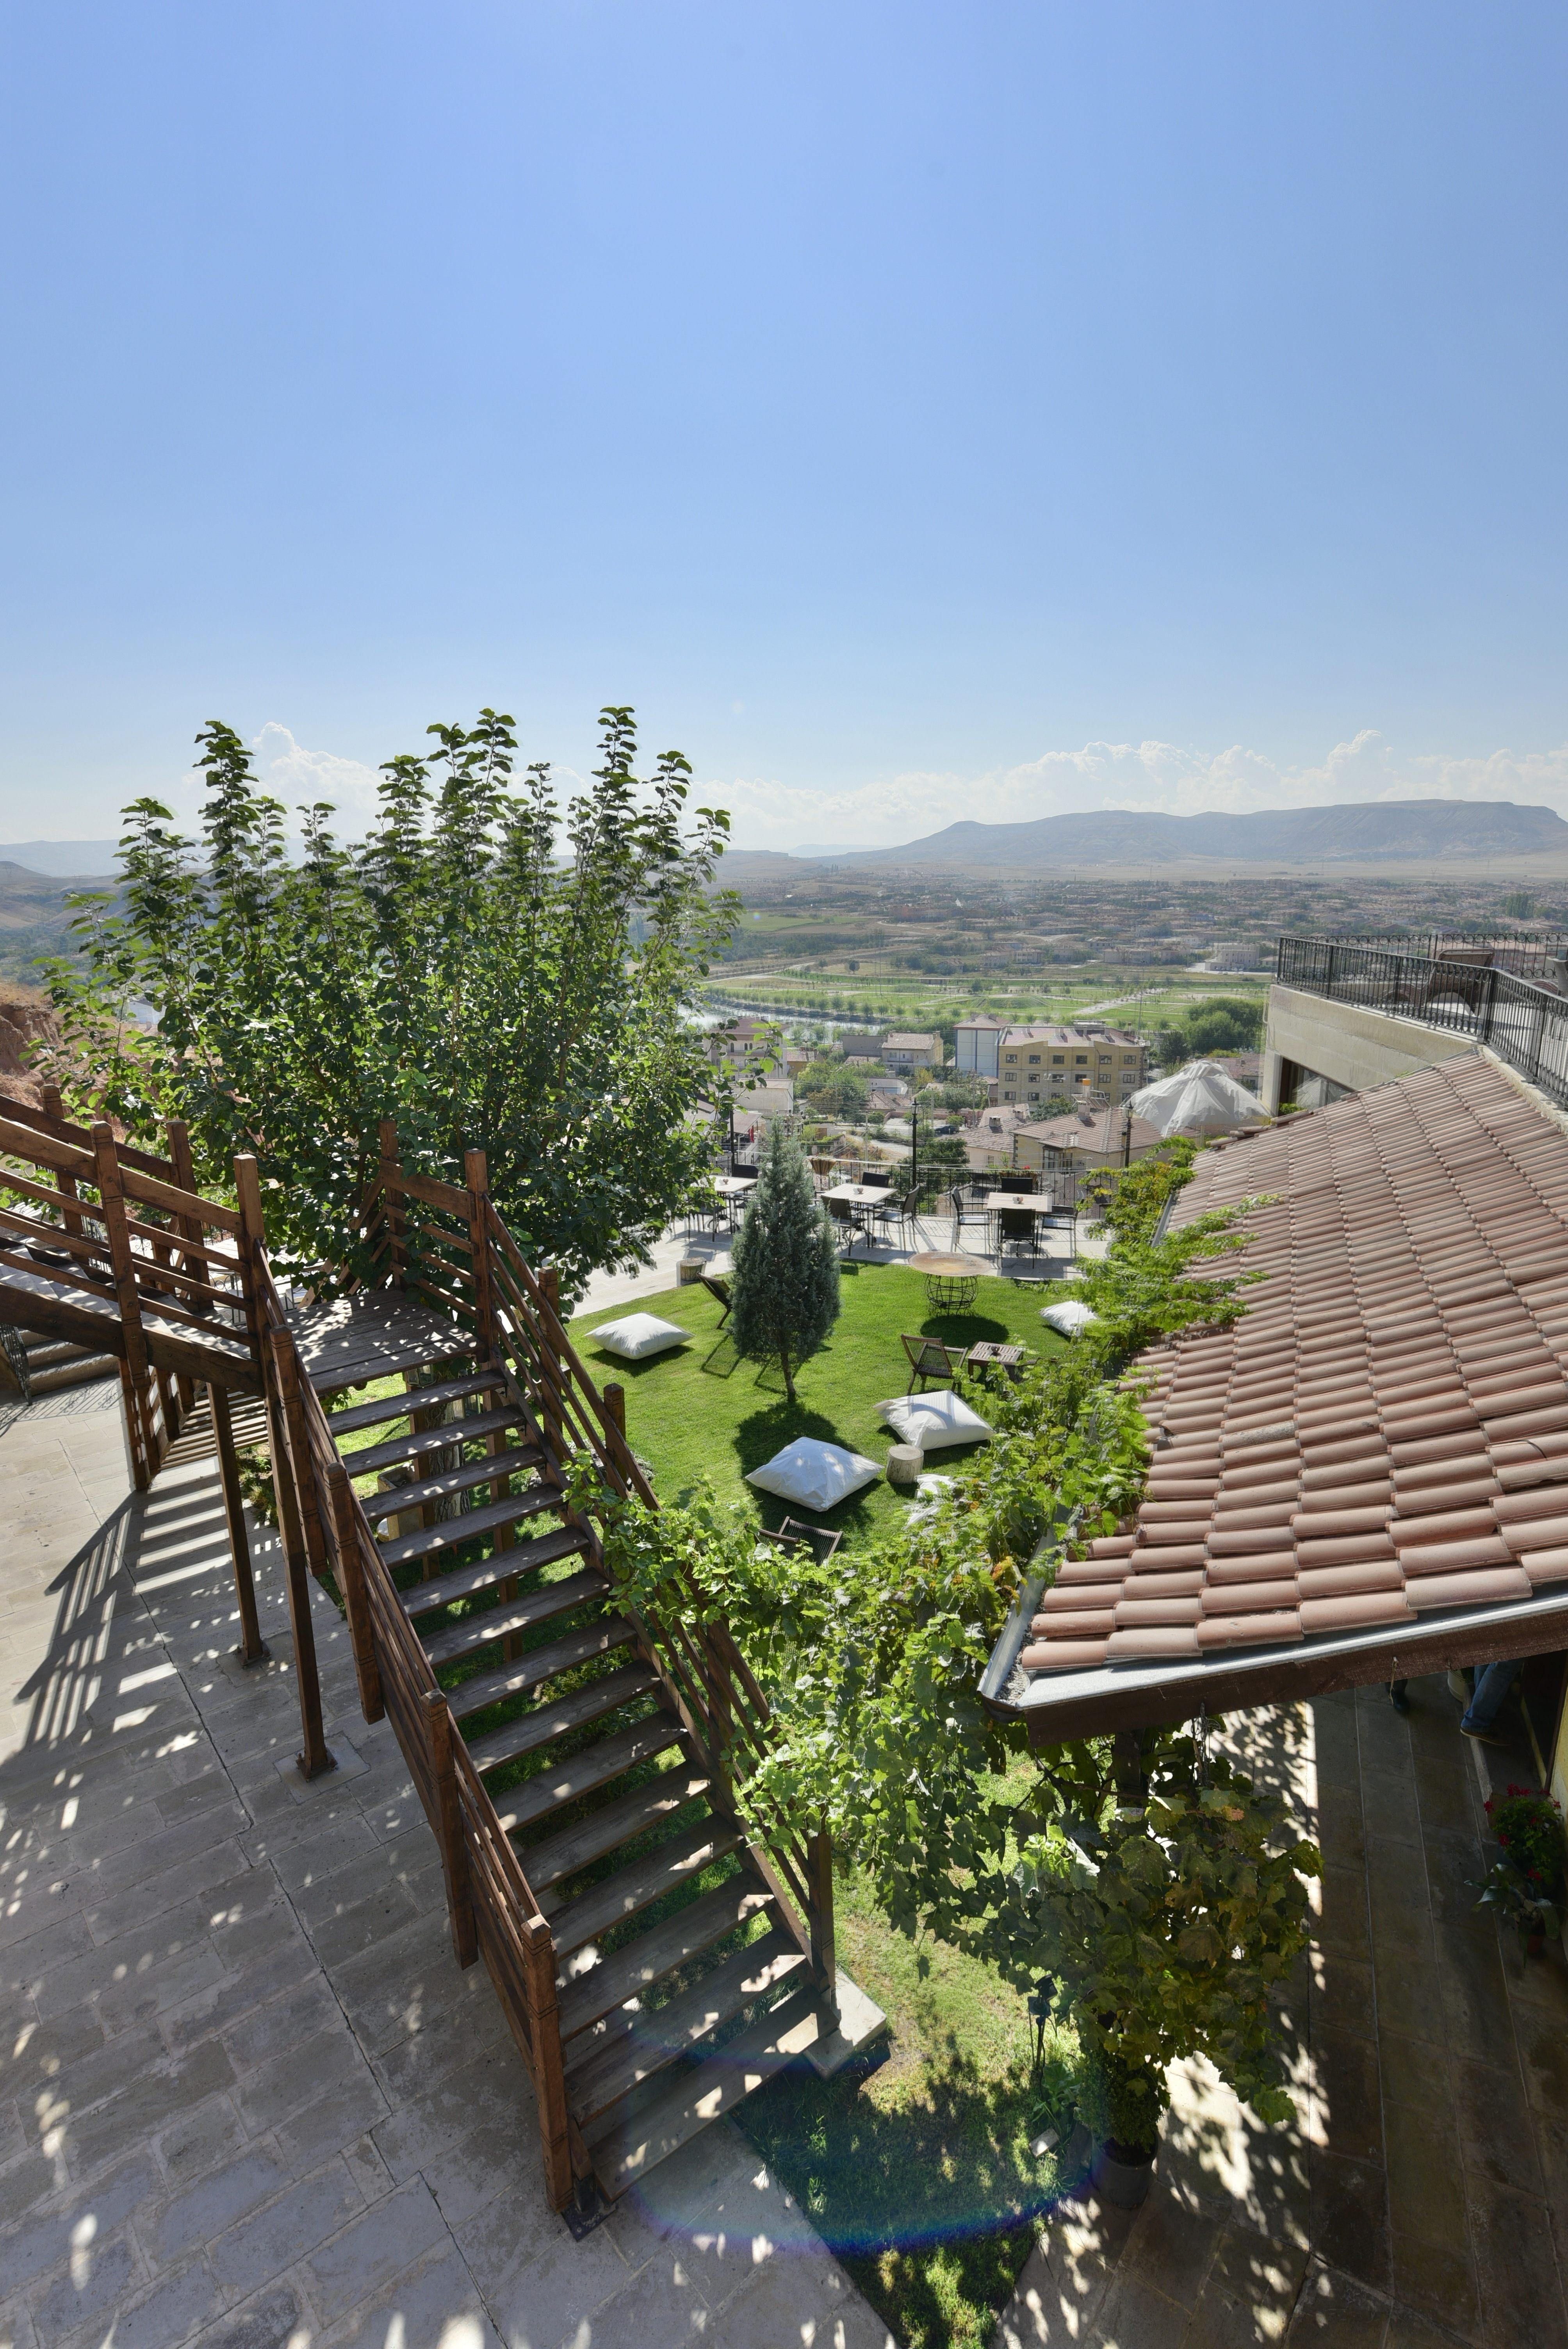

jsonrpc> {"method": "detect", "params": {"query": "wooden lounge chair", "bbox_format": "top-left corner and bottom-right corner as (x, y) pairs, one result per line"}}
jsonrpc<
(757, 1517), (845, 1567)
(700, 1272), (733, 1324)
(901, 1333), (970, 1393)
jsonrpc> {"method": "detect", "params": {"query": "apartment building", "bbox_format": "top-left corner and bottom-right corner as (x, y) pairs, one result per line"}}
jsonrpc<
(954, 1013), (1007, 1079)
(993, 1024), (1146, 1107)
(703, 1016), (780, 1072)
(881, 1030), (942, 1072)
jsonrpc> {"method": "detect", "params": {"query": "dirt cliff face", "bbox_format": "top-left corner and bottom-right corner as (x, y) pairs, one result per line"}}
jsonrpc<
(0, 982), (61, 1110)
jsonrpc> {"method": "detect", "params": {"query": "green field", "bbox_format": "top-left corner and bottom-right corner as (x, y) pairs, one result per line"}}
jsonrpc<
(702, 966), (1269, 1036)
(568, 1263), (1064, 1538)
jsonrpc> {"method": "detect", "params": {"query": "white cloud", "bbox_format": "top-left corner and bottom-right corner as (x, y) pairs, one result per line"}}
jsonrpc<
(710, 729), (1568, 851)
(247, 722), (386, 827)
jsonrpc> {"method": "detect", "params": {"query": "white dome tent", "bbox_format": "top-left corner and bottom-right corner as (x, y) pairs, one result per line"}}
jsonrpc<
(1128, 1058), (1263, 1138)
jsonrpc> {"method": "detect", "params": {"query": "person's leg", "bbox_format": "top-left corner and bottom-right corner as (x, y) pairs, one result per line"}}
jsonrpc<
(1388, 1679), (1409, 1714)
(1460, 1660), (1522, 1739)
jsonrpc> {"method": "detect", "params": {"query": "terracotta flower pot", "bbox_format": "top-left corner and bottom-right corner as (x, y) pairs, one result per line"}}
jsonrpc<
(1093, 2140), (1155, 2208)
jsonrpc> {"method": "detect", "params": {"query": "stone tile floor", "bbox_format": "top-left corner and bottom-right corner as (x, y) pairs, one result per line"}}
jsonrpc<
(994, 1679), (1568, 2348)
(0, 1385), (894, 2349)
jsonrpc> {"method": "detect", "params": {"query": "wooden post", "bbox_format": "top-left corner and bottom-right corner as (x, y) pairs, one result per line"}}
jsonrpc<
(807, 1823), (838, 2010)
(231, 1155), (269, 1377)
(534, 1266), (567, 1463)
(271, 1327), (331, 1582)
(464, 1148), (495, 1355)
(425, 1689), (478, 1969)
(210, 1383), (267, 1665)
(164, 1117), (203, 1417)
(260, 1360), (335, 1781)
(93, 1122), (155, 1490)
(520, 1912), (575, 2212)
(41, 1084), (86, 1246)
(327, 1464), (384, 1723)
(378, 1120), (406, 1288)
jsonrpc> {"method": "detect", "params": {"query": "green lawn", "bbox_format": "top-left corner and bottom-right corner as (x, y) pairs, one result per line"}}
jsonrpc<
(568, 1262), (1064, 1540)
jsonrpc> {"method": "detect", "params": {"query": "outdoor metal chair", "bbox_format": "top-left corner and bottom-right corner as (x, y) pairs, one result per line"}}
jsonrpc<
(948, 1187), (990, 1250)
(757, 1517), (845, 1567)
(996, 1205), (1036, 1268)
(870, 1184), (915, 1248)
(700, 1273), (733, 1325)
(902, 1333), (970, 1392)
(827, 1196), (859, 1253)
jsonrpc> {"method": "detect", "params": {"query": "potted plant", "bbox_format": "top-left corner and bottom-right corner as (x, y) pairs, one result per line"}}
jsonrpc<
(1477, 1786), (1566, 1956)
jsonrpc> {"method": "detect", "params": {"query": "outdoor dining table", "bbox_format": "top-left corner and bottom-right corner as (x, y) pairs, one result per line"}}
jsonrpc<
(822, 1182), (894, 1255)
(980, 1191), (1054, 1216)
(907, 1249), (991, 1312)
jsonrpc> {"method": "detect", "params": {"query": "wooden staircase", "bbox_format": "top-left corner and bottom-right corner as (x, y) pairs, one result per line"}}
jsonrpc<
(260, 1130), (845, 2214)
(0, 1092), (845, 2215)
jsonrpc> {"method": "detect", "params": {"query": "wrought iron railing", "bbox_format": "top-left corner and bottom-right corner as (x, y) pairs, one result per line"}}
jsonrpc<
(1274, 936), (1568, 1109)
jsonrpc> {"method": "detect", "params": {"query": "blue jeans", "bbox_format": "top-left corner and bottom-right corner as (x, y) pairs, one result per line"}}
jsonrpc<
(1461, 1660), (1522, 1733)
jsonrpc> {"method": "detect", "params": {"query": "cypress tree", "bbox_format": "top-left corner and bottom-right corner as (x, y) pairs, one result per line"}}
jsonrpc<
(730, 1121), (841, 1404)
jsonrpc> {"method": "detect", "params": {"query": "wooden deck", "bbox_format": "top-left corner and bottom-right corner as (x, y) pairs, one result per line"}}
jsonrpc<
(286, 1289), (476, 1395)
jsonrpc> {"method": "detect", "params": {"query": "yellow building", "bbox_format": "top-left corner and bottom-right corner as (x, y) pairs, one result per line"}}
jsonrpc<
(994, 1025), (1145, 1108)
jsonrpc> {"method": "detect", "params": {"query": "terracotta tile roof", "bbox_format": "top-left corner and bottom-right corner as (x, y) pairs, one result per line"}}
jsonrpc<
(1020, 1054), (1568, 1681)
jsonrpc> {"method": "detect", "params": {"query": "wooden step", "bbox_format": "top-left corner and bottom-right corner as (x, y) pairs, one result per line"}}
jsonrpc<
(421, 1564), (607, 1668)
(586, 1985), (824, 2193)
(363, 1443), (545, 1523)
(557, 1875), (777, 2043)
(461, 1661), (660, 1776)
(498, 1715), (686, 1838)
(400, 1515), (582, 1616)
(388, 1498), (578, 1583)
(545, 1817), (746, 1957)
(347, 1403), (528, 1478)
(30, 1353), (117, 1392)
(520, 1761), (712, 1895)
(327, 1370), (507, 1436)
(565, 1928), (809, 2129)
(445, 1616), (640, 1725)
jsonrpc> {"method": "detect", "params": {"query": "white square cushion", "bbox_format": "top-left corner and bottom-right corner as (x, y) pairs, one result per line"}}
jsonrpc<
(746, 1438), (881, 1512)
(878, 1390), (993, 1452)
(588, 1313), (691, 1361)
(1041, 1299), (1099, 1338)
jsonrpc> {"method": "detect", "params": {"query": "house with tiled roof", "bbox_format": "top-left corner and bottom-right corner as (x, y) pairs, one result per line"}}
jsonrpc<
(990, 1050), (1568, 1743)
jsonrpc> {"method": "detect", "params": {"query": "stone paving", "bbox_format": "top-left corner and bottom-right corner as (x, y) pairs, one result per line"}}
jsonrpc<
(0, 1385), (894, 2349)
(994, 1681), (1568, 2349)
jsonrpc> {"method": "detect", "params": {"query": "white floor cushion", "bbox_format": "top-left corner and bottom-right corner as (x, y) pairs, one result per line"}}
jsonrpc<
(746, 1438), (881, 1512)
(588, 1313), (691, 1361)
(1041, 1299), (1099, 1338)
(879, 1390), (993, 1451)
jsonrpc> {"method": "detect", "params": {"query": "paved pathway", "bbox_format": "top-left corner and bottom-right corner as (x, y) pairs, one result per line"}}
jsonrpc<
(994, 1683), (1568, 2348)
(0, 1384), (893, 2349)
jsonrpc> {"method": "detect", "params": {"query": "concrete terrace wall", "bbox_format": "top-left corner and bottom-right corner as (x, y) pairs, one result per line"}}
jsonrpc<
(1260, 981), (1477, 1113)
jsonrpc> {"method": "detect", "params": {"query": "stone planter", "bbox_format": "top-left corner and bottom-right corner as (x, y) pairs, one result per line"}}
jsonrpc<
(1092, 2141), (1155, 2208)
(886, 1444), (924, 1486)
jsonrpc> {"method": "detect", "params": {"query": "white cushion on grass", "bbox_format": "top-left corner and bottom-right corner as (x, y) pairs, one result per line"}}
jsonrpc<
(746, 1439), (881, 1512)
(1041, 1299), (1099, 1338)
(588, 1313), (691, 1361)
(878, 1390), (993, 1452)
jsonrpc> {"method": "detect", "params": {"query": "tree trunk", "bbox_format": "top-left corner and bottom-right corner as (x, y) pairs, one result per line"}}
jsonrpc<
(780, 1342), (795, 1405)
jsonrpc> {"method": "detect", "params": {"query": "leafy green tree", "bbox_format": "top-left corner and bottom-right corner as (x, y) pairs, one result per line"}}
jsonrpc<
(795, 1060), (869, 1121)
(36, 708), (737, 1296)
(1183, 995), (1264, 1055)
(729, 1121), (840, 1403)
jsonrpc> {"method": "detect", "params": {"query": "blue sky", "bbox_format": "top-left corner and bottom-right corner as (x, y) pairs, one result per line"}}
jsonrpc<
(2, 2), (1565, 850)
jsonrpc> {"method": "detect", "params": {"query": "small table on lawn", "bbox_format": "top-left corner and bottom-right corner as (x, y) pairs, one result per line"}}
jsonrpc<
(966, 1340), (1028, 1381)
(823, 1182), (894, 1255)
(908, 1249), (991, 1313)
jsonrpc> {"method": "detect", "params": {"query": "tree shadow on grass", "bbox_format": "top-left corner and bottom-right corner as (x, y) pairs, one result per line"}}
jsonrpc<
(920, 1310), (1010, 1345)
(733, 2039), (1074, 2349)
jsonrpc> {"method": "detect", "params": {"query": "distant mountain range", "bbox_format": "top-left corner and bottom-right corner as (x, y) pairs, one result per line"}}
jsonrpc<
(807, 800), (1568, 869)
(0, 840), (119, 877)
